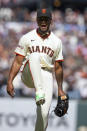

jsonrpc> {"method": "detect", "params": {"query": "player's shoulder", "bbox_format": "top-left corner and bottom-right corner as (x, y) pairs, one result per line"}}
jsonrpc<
(51, 32), (62, 44)
(20, 30), (35, 41)
(22, 29), (35, 39)
(18, 29), (36, 46)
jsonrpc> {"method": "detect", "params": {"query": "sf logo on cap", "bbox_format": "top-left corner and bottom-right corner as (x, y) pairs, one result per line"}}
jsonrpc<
(42, 9), (46, 14)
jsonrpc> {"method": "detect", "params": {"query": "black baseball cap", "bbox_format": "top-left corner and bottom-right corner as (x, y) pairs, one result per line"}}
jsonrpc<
(37, 8), (52, 19)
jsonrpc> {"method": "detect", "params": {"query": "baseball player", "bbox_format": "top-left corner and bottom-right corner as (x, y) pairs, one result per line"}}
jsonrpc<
(7, 8), (69, 131)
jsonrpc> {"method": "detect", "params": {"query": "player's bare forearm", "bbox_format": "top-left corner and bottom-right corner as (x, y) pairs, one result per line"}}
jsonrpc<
(7, 55), (24, 97)
(8, 55), (24, 84)
(55, 61), (65, 96)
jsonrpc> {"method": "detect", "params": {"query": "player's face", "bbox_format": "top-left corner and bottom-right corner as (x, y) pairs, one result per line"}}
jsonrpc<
(37, 16), (51, 32)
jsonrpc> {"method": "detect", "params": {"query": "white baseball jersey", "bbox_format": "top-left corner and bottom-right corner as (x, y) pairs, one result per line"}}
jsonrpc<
(14, 29), (64, 131)
(15, 29), (64, 71)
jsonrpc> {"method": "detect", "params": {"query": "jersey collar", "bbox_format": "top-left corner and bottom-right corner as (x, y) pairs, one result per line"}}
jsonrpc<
(36, 29), (51, 39)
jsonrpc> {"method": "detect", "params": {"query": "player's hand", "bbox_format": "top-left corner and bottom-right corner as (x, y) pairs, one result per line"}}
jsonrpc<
(54, 87), (69, 117)
(54, 94), (69, 117)
(7, 82), (15, 98)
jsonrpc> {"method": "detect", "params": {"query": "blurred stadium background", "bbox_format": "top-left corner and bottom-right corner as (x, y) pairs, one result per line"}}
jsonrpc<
(0, 0), (87, 131)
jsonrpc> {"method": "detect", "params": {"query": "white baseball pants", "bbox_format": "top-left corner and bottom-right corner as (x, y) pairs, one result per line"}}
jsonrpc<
(21, 53), (53, 131)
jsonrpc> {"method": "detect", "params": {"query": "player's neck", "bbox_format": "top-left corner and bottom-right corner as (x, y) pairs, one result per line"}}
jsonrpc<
(37, 28), (51, 39)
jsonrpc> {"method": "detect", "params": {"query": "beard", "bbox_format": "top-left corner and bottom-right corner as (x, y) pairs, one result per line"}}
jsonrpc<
(37, 27), (50, 38)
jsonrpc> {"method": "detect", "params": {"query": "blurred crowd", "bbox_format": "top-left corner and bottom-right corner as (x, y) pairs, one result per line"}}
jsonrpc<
(0, 0), (24, 5)
(0, 7), (87, 99)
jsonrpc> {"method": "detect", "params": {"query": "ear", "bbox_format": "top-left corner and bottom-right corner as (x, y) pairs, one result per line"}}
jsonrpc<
(50, 19), (54, 30)
(50, 19), (53, 25)
(36, 18), (39, 25)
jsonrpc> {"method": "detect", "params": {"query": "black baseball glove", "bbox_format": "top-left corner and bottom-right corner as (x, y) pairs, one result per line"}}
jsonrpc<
(54, 94), (69, 117)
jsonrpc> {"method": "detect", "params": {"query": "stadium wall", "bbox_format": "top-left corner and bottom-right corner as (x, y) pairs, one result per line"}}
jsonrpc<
(0, 98), (87, 131)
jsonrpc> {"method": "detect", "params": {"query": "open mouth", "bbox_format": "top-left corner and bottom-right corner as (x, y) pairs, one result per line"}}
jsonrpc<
(41, 24), (47, 30)
(41, 24), (47, 27)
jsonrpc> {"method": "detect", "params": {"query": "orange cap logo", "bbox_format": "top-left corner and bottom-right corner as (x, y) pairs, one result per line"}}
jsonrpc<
(42, 9), (46, 14)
